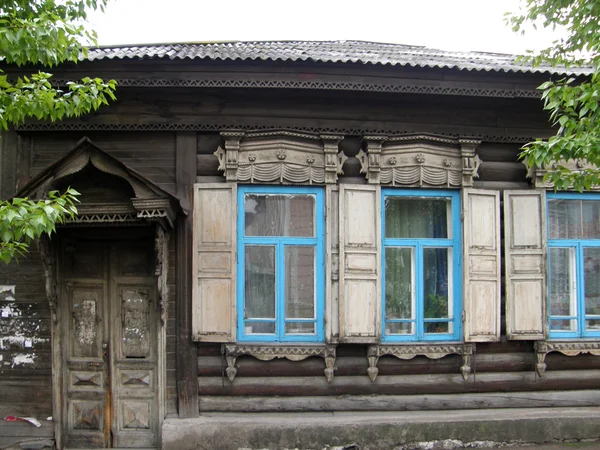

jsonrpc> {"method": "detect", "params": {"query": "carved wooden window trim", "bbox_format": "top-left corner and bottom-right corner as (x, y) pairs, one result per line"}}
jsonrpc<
(367, 343), (475, 382)
(357, 135), (481, 187)
(535, 341), (600, 376)
(223, 344), (336, 382)
(214, 130), (347, 184)
(526, 160), (600, 191)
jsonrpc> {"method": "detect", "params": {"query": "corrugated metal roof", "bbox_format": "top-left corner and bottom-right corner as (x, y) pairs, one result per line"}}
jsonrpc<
(86, 40), (591, 75)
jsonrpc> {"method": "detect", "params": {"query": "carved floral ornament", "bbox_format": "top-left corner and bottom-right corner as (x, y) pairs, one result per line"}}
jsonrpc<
(357, 135), (481, 187)
(214, 130), (347, 184)
(525, 159), (600, 190)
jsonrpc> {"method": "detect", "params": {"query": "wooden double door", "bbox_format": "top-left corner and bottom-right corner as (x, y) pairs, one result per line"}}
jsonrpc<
(59, 234), (161, 448)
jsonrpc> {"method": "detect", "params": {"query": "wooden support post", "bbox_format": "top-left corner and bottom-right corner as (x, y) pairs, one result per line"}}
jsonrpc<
(176, 132), (199, 418)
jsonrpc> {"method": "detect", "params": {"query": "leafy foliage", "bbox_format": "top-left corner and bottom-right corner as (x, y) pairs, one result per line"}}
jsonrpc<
(508, 1), (600, 191)
(0, 188), (78, 263)
(0, 0), (117, 129)
(0, 1), (117, 263)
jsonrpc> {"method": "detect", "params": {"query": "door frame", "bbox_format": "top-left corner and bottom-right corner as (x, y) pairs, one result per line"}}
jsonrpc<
(43, 225), (168, 449)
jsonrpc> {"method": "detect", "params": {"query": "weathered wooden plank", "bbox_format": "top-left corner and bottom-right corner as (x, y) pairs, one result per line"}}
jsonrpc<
(463, 189), (501, 342)
(176, 131), (199, 418)
(338, 185), (380, 343)
(198, 370), (600, 396)
(504, 190), (546, 340)
(1, 129), (18, 198)
(192, 183), (236, 342)
(199, 390), (600, 412)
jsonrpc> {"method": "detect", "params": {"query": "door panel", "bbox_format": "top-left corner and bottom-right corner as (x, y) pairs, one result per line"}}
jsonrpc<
(61, 237), (159, 449)
(112, 283), (158, 448)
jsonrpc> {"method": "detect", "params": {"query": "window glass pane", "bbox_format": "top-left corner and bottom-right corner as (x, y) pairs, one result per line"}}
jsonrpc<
(549, 247), (577, 321)
(550, 319), (577, 332)
(244, 246), (275, 319)
(385, 322), (414, 335)
(245, 194), (315, 237)
(582, 201), (600, 239)
(285, 246), (315, 320)
(584, 247), (600, 318)
(548, 199), (582, 239)
(423, 247), (451, 334)
(385, 247), (414, 320)
(385, 197), (449, 239)
(285, 322), (315, 334)
(425, 322), (449, 334)
(244, 322), (276, 334)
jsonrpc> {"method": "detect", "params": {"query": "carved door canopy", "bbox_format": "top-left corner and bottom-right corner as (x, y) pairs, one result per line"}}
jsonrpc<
(16, 137), (181, 228)
(358, 134), (481, 187)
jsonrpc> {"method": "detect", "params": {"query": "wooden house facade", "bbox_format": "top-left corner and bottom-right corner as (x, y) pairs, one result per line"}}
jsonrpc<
(0, 41), (597, 449)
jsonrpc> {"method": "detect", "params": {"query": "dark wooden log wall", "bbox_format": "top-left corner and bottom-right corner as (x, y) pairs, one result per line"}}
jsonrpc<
(0, 76), (592, 424)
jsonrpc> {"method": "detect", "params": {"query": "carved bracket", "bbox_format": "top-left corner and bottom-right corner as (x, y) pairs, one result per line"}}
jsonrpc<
(38, 236), (58, 324)
(223, 344), (337, 382)
(155, 225), (170, 326)
(214, 130), (347, 184)
(357, 135), (481, 187)
(367, 343), (475, 382)
(534, 341), (600, 377)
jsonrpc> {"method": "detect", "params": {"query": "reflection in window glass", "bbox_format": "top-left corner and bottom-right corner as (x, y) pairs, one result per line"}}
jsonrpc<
(245, 194), (315, 237)
(547, 194), (600, 339)
(383, 190), (459, 342)
(385, 197), (450, 239)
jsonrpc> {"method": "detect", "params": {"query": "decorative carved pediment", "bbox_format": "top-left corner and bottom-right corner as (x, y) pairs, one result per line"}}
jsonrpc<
(357, 135), (481, 187)
(367, 343), (475, 382)
(525, 159), (600, 190)
(534, 341), (600, 376)
(16, 137), (181, 228)
(223, 344), (337, 382)
(214, 130), (347, 184)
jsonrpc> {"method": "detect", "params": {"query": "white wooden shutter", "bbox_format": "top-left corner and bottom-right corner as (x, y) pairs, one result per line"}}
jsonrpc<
(192, 183), (236, 342)
(338, 185), (381, 342)
(504, 190), (546, 340)
(325, 185), (339, 343)
(462, 189), (501, 342)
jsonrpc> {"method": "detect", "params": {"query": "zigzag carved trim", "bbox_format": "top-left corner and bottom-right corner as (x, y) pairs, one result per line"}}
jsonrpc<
(50, 78), (541, 99)
(16, 122), (538, 144)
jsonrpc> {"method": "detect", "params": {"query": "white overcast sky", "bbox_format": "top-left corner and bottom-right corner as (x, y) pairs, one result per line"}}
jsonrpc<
(87, 0), (562, 55)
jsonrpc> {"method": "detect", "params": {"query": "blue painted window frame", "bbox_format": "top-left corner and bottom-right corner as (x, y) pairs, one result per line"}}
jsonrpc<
(381, 189), (462, 342)
(547, 192), (600, 340)
(237, 185), (325, 343)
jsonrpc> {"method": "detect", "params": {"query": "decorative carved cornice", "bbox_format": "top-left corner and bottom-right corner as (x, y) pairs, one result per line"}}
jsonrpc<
(14, 123), (537, 145)
(357, 135), (481, 187)
(214, 131), (346, 184)
(367, 343), (475, 382)
(50, 77), (542, 99)
(223, 344), (337, 382)
(526, 160), (600, 190)
(534, 341), (600, 377)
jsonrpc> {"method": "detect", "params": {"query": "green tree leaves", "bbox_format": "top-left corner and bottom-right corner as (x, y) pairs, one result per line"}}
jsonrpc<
(0, 188), (79, 263)
(0, 1), (116, 263)
(508, 0), (600, 191)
